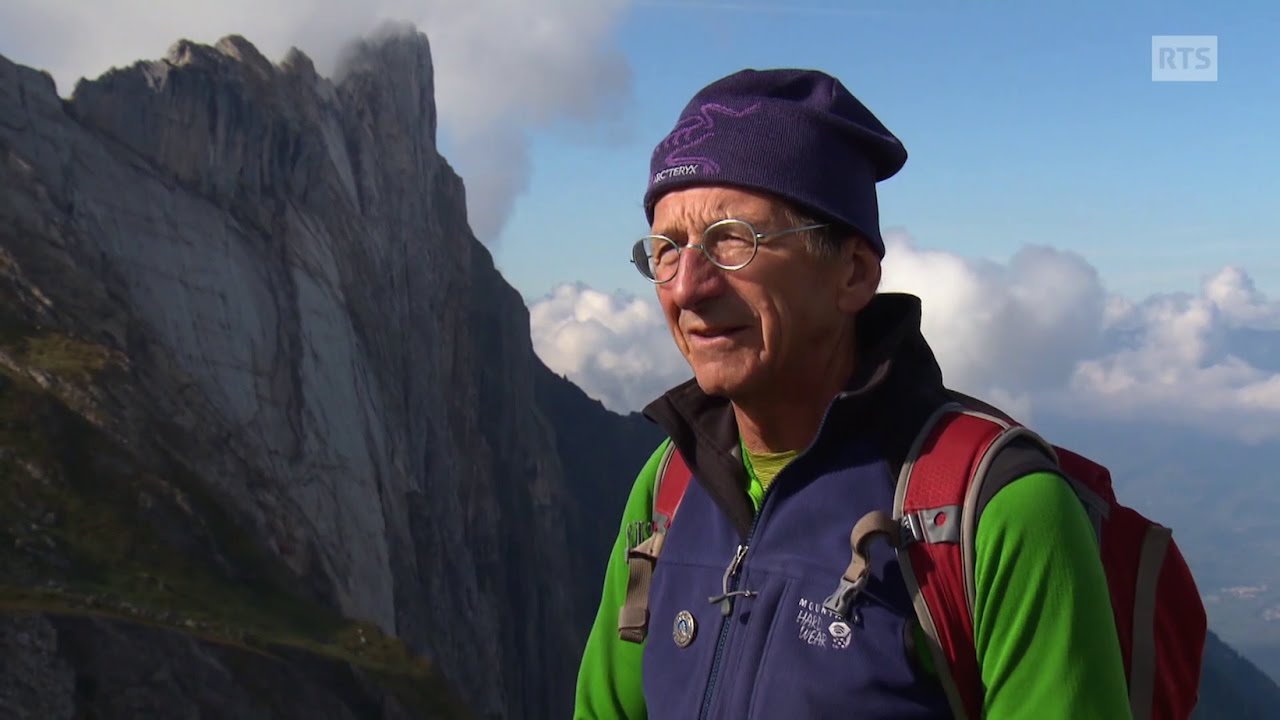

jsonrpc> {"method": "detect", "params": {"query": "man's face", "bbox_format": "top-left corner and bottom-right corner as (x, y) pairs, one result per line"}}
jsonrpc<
(650, 186), (861, 402)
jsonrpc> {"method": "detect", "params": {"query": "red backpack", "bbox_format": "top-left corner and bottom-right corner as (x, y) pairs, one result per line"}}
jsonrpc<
(618, 400), (1208, 720)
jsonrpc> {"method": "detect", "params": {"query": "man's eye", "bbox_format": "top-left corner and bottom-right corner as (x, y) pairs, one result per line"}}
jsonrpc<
(653, 244), (678, 262)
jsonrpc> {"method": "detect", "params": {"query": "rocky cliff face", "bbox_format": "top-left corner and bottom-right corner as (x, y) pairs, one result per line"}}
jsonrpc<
(0, 31), (659, 719)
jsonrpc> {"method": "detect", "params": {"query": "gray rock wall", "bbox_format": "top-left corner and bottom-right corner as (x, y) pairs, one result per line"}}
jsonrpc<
(0, 30), (628, 719)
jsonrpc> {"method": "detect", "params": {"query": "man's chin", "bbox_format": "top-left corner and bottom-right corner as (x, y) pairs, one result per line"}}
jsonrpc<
(691, 365), (758, 401)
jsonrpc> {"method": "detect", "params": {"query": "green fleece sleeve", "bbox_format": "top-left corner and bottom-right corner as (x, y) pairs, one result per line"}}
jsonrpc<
(974, 471), (1132, 719)
(572, 439), (669, 720)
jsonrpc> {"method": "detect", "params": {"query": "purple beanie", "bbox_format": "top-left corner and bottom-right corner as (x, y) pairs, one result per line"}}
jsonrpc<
(643, 68), (907, 257)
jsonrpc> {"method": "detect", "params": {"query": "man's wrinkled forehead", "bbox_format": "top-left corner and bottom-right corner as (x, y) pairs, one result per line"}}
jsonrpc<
(649, 187), (781, 237)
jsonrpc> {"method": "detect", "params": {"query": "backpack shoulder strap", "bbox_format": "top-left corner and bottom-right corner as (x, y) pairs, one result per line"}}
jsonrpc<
(894, 402), (1051, 720)
(653, 439), (692, 533)
(618, 440), (693, 643)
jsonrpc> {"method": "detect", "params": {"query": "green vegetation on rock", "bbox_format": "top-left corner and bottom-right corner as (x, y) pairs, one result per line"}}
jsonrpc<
(0, 321), (471, 718)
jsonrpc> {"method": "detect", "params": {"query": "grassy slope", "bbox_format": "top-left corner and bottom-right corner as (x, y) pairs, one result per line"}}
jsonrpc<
(0, 319), (471, 718)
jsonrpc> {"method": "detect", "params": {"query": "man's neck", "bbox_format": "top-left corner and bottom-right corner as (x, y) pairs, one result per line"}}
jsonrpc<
(734, 336), (858, 454)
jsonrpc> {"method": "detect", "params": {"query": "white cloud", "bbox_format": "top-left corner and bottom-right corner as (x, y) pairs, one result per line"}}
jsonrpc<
(878, 232), (1108, 408)
(1059, 270), (1280, 443)
(878, 232), (1280, 442)
(529, 284), (689, 413)
(529, 232), (1280, 443)
(0, 0), (633, 246)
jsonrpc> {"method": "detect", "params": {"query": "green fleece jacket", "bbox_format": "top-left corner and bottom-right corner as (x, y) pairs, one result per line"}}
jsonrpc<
(573, 439), (1132, 719)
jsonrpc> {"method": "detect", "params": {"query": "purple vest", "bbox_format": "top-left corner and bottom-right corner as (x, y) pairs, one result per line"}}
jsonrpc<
(641, 437), (953, 719)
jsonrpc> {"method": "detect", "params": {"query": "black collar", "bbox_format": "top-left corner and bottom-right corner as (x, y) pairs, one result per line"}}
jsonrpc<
(641, 293), (950, 538)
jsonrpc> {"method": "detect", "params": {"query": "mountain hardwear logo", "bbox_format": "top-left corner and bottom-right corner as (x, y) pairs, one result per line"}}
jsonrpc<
(796, 597), (853, 650)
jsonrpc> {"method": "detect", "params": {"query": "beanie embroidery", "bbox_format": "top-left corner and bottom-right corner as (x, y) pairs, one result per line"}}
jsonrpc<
(654, 102), (762, 180)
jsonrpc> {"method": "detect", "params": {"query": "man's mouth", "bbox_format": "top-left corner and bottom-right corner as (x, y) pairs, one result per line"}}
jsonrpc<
(688, 326), (748, 342)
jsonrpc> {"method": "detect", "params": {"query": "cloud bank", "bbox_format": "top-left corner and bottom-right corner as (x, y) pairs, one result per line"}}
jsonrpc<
(0, 0), (632, 246)
(529, 232), (1280, 443)
(530, 284), (691, 414)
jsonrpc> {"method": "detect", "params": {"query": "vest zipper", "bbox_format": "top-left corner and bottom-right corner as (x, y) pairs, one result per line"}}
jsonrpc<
(697, 483), (774, 720)
(695, 397), (848, 719)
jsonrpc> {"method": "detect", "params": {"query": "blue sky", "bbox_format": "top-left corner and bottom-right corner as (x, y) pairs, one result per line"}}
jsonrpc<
(493, 0), (1279, 305)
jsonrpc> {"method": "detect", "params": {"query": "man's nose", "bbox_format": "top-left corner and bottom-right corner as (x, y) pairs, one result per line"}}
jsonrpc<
(664, 245), (724, 308)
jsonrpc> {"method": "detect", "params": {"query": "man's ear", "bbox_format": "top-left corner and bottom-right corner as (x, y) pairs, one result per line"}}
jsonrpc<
(835, 235), (881, 315)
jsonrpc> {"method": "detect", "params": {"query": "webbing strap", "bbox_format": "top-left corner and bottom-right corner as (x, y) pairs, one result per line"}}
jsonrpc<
(1129, 524), (1171, 720)
(894, 403), (994, 720)
(618, 532), (665, 643)
(618, 441), (692, 643)
(823, 511), (902, 617)
(848, 511), (903, 580)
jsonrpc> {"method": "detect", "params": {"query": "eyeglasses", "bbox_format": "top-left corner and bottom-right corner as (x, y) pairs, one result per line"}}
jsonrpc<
(630, 218), (828, 284)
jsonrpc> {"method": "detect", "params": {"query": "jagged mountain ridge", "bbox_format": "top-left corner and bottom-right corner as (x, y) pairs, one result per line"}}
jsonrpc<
(0, 27), (1275, 719)
(0, 30), (658, 719)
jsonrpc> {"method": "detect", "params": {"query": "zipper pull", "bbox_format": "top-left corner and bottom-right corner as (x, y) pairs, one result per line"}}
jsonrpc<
(727, 544), (748, 576)
(707, 544), (756, 616)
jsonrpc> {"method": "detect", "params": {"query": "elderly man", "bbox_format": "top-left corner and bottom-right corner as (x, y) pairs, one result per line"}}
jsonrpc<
(573, 69), (1132, 718)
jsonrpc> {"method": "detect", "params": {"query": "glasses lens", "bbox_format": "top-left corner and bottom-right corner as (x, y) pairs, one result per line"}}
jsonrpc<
(634, 236), (680, 282)
(704, 220), (757, 269)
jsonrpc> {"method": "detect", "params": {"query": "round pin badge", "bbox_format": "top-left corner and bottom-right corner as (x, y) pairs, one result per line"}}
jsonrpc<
(673, 610), (697, 648)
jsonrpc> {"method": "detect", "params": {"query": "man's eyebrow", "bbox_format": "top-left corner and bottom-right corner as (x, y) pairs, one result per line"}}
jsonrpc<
(650, 219), (701, 238)
(651, 208), (754, 237)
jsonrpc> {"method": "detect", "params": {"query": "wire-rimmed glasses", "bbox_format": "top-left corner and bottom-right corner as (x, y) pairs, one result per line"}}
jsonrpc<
(631, 218), (828, 284)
